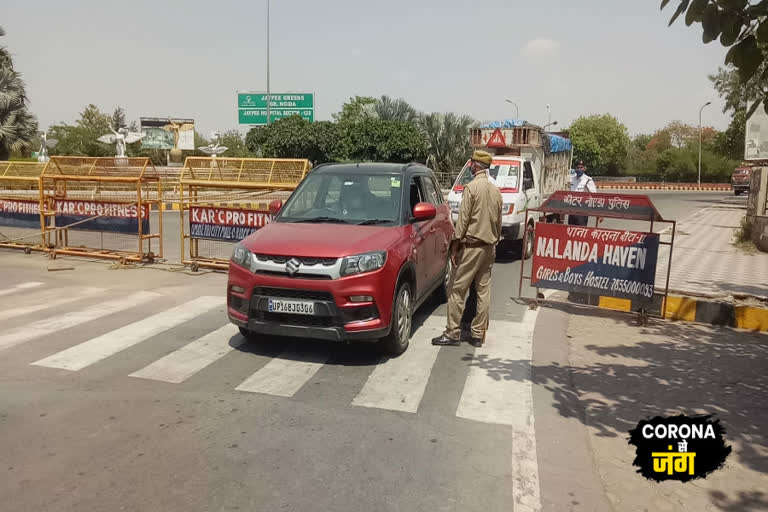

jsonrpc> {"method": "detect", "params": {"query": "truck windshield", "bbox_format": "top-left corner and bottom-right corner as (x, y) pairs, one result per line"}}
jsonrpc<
(456, 160), (520, 190)
(277, 173), (402, 225)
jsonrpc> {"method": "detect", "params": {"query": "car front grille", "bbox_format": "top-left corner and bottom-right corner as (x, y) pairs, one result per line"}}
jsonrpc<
(254, 254), (337, 266)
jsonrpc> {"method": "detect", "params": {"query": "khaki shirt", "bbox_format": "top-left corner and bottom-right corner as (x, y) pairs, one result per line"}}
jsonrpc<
(454, 172), (503, 245)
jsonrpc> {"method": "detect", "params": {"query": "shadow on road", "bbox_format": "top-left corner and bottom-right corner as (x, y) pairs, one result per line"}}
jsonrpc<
(462, 303), (768, 489)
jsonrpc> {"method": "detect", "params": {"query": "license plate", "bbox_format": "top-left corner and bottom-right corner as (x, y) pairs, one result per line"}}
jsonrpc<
(268, 298), (315, 315)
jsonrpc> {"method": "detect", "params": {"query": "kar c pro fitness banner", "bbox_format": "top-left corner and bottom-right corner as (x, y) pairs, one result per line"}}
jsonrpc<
(0, 199), (41, 229)
(531, 223), (660, 302)
(190, 206), (271, 242)
(54, 200), (150, 234)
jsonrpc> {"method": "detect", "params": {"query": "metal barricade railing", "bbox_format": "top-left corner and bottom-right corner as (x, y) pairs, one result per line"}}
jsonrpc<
(179, 157), (310, 270)
(40, 157), (163, 263)
(0, 161), (50, 252)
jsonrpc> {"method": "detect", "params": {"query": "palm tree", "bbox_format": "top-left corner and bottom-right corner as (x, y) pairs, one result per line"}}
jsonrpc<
(0, 26), (38, 160)
(374, 95), (420, 123)
(420, 112), (475, 186)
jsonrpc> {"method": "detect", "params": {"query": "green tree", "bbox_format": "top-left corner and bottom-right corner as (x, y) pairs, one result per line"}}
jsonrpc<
(632, 134), (653, 151)
(661, 0), (768, 115)
(348, 118), (427, 162)
(569, 114), (630, 175)
(709, 63), (766, 115)
(111, 107), (127, 130)
(374, 95), (420, 123)
(49, 104), (114, 157)
(420, 112), (474, 175)
(715, 108), (747, 159)
(217, 129), (250, 157)
(332, 96), (376, 124)
(0, 26), (39, 160)
(307, 121), (347, 163)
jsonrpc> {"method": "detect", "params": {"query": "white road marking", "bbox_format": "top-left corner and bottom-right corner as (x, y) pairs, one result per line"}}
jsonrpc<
(235, 345), (330, 397)
(0, 287), (104, 323)
(31, 296), (221, 371)
(0, 291), (160, 353)
(352, 315), (443, 413)
(456, 310), (541, 511)
(130, 324), (242, 383)
(0, 281), (44, 297)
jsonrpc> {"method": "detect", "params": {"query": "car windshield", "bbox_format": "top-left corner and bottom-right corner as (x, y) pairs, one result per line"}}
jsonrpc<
(456, 160), (520, 190)
(277, 172), (402, 225)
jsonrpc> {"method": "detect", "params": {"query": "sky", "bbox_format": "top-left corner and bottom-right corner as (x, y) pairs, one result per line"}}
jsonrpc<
(3, 0), (732, 138)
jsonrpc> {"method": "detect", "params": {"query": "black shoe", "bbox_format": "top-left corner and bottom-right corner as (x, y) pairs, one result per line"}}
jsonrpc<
(432, 334), (461, 346)
(469, 337), (484, 348)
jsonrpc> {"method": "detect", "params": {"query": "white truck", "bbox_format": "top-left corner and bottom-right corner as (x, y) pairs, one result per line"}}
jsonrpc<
(446, 121), (573, 258)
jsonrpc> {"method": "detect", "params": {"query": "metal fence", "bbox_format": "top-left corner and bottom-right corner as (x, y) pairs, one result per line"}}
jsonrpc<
(40, 157), (163, 262)
(0, 161), (49, 252)
(179, 157), (310, 270)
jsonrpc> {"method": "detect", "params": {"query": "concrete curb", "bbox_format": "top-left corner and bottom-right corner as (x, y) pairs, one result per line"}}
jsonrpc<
(567, 292), (768, 332)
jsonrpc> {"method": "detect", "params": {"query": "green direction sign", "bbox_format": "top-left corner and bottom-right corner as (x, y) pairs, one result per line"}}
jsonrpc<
(238, 93), (314, 125)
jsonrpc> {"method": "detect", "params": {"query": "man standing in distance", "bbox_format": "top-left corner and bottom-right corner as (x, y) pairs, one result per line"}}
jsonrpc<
(432, 150), (503, 348)
(568, 160), (597, 226)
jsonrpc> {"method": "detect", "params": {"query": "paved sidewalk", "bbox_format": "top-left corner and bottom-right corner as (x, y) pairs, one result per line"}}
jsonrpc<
(560, 308), (768, 511)
(656, 205), (768, 299)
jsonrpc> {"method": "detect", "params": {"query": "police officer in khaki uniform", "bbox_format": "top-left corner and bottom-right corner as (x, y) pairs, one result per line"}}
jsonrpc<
(433, 150), (503, 347)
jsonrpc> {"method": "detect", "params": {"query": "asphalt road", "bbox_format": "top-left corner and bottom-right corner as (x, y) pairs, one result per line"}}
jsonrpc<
(0, 190), (729, 512)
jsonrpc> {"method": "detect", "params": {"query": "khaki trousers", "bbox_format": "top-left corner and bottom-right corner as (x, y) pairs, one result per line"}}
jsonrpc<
(446, 244), (495, 339)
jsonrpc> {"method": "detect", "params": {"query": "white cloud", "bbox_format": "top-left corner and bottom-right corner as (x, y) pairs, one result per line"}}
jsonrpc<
(523, 38), (560, 57)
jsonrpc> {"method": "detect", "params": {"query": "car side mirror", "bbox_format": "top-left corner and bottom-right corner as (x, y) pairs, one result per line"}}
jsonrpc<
(412, 202), (437, 221)
(269, 199), (283, 216)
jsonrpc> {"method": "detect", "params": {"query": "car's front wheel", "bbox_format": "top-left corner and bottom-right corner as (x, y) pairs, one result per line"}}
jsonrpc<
(382, 282), (413, 356)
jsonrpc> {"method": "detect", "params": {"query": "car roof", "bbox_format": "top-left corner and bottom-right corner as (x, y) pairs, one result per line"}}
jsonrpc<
(311, 162), (430, 175)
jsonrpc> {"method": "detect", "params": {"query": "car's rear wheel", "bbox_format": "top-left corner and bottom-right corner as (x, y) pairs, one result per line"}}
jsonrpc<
(521, 222), (534, 260)
(734, 189), (743, 196)
(382, 282), (413, 356)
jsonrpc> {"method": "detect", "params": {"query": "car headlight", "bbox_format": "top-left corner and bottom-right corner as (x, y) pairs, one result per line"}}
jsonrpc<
(502, 203), (515, 215)
(231, 242), (253, 268)
(340, 251), (387, 277)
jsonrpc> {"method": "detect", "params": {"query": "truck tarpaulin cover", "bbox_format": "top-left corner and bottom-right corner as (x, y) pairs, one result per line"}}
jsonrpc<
(0, 199), (41, 229)
(545, 134), (572, 153)
(54, 200), (150, 234)
(532, 223), (659, 302)
(190, 206), (271, 242)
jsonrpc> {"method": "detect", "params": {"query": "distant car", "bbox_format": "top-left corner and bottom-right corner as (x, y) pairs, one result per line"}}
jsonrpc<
(731, 167), (752, 196)
(227, 163), (454, 355)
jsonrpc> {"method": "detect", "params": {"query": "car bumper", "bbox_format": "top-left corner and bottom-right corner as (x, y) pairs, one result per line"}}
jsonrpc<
(733, 183), (749, 190)
(226, 261), (395, 342)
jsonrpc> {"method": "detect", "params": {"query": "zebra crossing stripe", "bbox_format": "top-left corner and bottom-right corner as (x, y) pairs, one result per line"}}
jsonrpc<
(0, 291), (160, 353)
(31, 296), (222, 371)
(0, 281), (44, 297)
(129, 324), (242, 383)
(235, 345), (330, 397)
(0, 287), (104, 323)
(352, 315), (443, 413)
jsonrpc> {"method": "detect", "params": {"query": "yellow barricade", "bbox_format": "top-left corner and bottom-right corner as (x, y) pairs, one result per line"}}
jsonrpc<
(40, 157), (163, 263)
(179, 157), (310, 270)
(0, 161), (50, 252)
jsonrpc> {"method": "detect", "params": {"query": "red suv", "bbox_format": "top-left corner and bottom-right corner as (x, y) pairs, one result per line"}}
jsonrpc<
(731, 166), (752, 196)
(227, 163), (454, 355)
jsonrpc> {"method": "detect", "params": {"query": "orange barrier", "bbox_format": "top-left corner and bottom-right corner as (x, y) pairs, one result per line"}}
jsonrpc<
(179, 157), (310, 270)
(0, 161), (49, 252)
(40, 157), (163, 263)
(597, 182), (731, 191)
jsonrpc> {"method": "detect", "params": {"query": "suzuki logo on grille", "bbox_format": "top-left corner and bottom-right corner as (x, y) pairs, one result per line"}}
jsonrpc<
(285, 258), (301, 276)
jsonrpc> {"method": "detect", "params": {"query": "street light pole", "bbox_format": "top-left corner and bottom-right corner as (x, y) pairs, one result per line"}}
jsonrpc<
(698, 101), (711, 186)
(266, 0), (271, 125)
(505, 99), (519, 120)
